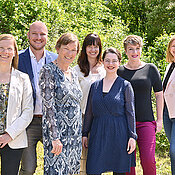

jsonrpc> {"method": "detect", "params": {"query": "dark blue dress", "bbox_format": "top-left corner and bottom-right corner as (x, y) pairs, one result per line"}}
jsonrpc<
(82, 77), (137, 174)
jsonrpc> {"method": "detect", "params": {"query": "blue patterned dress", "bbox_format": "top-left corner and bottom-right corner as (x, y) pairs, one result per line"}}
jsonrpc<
(39, 62), (82, 175)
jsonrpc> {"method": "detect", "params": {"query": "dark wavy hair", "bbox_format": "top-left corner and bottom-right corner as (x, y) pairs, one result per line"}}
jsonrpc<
(102, 47), (121, 62)
(77, 33), (102, 77)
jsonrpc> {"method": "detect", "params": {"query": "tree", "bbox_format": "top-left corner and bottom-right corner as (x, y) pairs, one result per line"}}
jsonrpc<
(105, 0), (175, 45)
(0, 0), (127, 52)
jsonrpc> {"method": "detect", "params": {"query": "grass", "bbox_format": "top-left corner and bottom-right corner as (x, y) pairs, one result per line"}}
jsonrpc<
(34, 142), (171, 175)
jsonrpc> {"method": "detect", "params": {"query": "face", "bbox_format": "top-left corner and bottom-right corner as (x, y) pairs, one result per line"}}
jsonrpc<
(103, 53), (120, 73)
(170, 40), (175, 59)
(86, 43), (99, 59)
(57, 42), (78, 66)
(0, 39), (15, 66)
(125, 44), (142, 60)
(27, 22), (48, 51)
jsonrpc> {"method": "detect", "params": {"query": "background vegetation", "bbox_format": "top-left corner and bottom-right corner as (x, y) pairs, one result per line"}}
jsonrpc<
(0, 0), (175, 174)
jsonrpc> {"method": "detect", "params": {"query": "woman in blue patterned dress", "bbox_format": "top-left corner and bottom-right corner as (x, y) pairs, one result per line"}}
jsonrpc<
(82, 48), (137, 175)
(39, 33), (82, 175)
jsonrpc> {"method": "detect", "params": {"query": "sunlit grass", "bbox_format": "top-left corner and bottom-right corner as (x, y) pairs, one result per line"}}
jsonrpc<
(34, 142), (171, 175)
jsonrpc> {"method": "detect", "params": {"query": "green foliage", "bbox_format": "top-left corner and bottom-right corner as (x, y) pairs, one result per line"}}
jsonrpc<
(156, 129), (170, 155)
(106, 0), (175, 45)
(142, 32), (174, 79)
(0, 0), (128, 54)
(0, 0), (173, 154)
(146, 0), (175, 44)
(0, 0), (66, 50)
(106, 0), (146, 34)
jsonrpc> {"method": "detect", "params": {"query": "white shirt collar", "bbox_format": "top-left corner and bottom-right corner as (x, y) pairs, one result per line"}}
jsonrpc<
(29, 47), (46, 61)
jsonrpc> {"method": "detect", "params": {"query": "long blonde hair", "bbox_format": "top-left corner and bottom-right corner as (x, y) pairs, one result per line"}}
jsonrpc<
(166, 36), (175, 63)
(0, 34), (18, 69)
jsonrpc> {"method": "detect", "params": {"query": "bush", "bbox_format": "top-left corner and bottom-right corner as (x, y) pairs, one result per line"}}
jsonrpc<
(142, 32), (174, 79)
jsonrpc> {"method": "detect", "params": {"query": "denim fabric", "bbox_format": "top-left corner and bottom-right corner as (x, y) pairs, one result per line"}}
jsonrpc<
(163, 104), (175, 175)
(19, 117), (42, 175)
(0, 144), (23, 175)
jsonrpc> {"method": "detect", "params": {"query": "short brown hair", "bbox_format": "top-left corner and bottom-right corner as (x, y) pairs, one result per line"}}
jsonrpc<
(0, 34), (18, 69)
(123, 35), (143, 50)
(102, 47), (121, 62)
(166, 36), (175, 63)
(55, 33), (80, 53)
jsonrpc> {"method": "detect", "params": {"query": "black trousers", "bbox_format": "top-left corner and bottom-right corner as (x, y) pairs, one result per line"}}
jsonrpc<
(0, 144), (23, 175)
(113, 172), (126, 175)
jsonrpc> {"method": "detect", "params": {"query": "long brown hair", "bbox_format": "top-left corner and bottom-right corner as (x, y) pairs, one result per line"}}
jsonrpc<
(0, 34), (18, 69)
(78, 33), (102, 77)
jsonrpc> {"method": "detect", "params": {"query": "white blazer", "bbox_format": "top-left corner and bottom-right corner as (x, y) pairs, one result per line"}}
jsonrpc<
(163, 63), (175, 118)
(5, 68), (33, 149)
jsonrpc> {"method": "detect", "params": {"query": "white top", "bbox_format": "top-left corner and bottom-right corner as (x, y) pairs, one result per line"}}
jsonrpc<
(164, 63), (175, 118)
(6, 68), (33, 148)
(73, 64), (106, 114)
(29, 47), (46, 115)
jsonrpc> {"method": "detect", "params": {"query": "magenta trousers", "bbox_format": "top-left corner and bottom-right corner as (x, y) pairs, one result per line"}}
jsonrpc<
(126, 121), (156, 175)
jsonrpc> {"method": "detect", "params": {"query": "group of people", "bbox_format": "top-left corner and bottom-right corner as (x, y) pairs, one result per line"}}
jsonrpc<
(0, 20), (175, 175)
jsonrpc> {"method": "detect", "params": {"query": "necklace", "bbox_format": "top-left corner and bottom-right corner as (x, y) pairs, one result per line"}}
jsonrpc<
(54, 60), (70, 74)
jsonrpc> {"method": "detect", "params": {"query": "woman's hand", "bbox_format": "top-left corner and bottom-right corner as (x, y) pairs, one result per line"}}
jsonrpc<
(82, 136), (88, 149)
(51, 139), (63, 156)
(156, 119), (163, 134)
(127, 138), (136, 154)
(0, 133), (12, 148)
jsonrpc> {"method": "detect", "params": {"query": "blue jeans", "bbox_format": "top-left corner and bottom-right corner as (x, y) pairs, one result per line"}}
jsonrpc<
(19, 117), (43, 175)
(163, 104), (175, 175)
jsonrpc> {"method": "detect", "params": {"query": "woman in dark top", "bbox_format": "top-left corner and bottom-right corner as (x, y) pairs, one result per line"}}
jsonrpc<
(82, 48), (137, 175)
(118, 35), (163, 175)
(163, 36), (175, 175)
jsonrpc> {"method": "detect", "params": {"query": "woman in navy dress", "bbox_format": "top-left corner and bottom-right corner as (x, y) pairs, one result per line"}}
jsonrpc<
(82, 48), (137, 175)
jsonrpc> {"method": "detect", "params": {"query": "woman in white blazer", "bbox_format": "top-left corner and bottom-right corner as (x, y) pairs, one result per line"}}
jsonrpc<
(0, 34), (33, 175)
(163, 36), (175, 175)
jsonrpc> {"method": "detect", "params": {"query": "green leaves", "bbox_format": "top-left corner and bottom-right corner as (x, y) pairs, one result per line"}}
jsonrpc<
(0, 0), (127, 53)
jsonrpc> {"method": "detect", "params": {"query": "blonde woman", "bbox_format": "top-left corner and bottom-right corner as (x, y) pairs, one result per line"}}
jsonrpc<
(163, 36), (175, 175)
(118, 35), (163, 175)
(0, 34), (33, 175)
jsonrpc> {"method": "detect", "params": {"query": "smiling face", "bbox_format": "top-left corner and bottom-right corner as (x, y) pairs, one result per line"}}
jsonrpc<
(125, 44), (142, 61)
(103, 52), (120, 74)
(27, 22), (48, 51)
(86, 43), (100, 60)
(56, 41), (78, 66)
(0, 39), (15, 66)
(170, 40), (175, 59)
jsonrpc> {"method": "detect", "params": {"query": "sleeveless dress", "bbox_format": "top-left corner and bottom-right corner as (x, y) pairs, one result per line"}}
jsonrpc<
(39, 62), (82, 175)
(82, 77), (137, 174)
